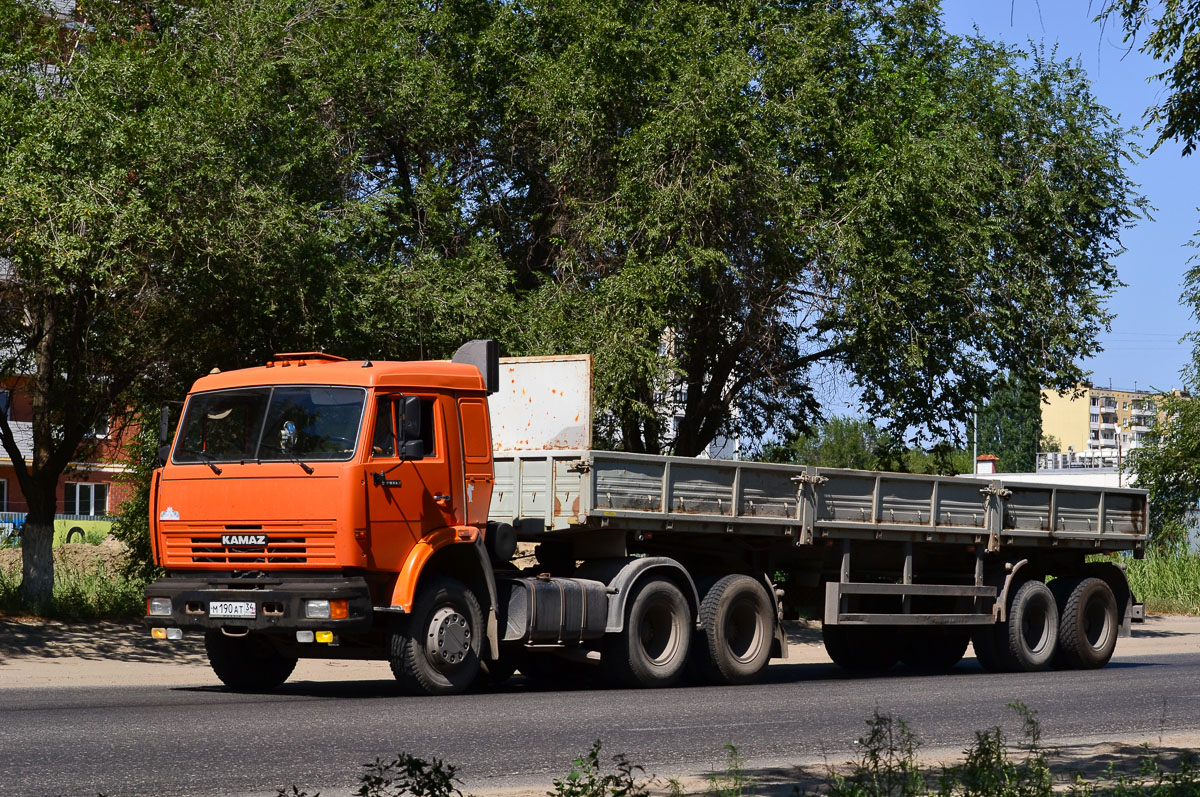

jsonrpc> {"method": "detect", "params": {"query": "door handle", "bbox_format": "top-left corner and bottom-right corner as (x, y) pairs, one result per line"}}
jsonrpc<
(433, 494), (451, 505)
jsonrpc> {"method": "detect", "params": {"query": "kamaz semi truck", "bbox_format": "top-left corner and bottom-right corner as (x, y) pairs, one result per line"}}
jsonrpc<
(144, 342), (1148, 694)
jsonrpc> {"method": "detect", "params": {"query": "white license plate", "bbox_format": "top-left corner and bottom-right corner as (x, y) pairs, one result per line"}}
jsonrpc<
(209, 601), (257, 618)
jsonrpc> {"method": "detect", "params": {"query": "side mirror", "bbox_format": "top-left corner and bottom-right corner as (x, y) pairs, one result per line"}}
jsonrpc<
(397, 395), (424, 460)
(158, 405), (171, 444)
(156, 444), (171, 468)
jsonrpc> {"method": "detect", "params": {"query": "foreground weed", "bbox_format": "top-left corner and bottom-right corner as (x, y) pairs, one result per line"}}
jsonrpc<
(827, 710), (925, 797)
(281, 752), (468, 797)
(551, 741), (651, 797)
(708, 744), (751, 797)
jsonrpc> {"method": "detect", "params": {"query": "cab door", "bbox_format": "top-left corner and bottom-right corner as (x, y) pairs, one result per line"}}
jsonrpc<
(364, 393), (456, 570)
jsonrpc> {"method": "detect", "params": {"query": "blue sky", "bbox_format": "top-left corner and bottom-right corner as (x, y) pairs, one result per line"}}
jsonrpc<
(941, 1), (1200, 395)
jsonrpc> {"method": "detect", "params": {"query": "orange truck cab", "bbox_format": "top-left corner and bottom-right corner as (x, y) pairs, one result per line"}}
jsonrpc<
(145, 342), (513, 693)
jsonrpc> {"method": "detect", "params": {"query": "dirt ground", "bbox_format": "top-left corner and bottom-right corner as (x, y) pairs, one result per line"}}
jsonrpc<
(1, 613), (1198, 690)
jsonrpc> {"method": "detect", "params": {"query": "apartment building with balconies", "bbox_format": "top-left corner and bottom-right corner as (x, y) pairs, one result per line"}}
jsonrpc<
(1040, 383), (1176, 455)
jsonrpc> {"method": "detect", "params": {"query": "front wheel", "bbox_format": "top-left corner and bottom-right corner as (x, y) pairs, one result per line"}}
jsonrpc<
(390, 576), (483, 696)
(204, 630), (297, 692)
(604, 577), (692, 688)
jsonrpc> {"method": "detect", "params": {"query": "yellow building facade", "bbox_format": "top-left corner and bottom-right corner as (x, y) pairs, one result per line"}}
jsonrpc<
(1040, 385), (1161, 454)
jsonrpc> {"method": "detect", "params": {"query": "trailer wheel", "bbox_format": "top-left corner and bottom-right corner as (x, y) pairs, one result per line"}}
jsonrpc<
(390, 576), (483, 696)
(1004, 580), (1059, 671)
(604, 577), (691, 688)
(693, 574), (774, 685)
(204, 630), (297, 692)
(821, 625), (899, 672)
(899, 627), (970, 673)
(1055, 577), (1118, 670)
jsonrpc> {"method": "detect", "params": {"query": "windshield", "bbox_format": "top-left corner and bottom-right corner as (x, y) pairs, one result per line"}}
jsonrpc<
(172, 386), (366, 464)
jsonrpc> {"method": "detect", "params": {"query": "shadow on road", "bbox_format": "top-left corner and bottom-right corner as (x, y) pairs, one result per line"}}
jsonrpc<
(0, 620), (208, 665)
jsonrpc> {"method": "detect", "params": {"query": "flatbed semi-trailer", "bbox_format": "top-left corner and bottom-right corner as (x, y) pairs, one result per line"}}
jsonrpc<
(144, 344), (1148, 694)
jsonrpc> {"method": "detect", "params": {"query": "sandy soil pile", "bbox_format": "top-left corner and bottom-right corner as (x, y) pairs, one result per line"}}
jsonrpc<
(0, 537), (129, 579)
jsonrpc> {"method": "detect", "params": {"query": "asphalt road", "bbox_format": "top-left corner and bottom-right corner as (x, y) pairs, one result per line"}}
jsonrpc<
(4, 652), (1200, 797)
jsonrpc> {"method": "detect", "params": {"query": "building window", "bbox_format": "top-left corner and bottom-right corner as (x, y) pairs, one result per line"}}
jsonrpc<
(0, 479), (7, 512)
(65, 482), (108, 517)
(0, 390), (10, 420)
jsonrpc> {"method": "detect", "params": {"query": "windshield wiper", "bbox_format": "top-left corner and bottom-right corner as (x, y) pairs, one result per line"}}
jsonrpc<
(179, 448), (222, 475)
(280, 449), (314, 475)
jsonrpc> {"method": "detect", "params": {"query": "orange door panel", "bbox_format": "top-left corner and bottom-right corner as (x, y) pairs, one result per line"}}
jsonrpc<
(364, 394), (454, 571)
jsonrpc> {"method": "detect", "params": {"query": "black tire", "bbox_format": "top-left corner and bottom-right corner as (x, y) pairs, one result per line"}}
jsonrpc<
(821, 625), (899, 672)
(604, 577), (692, 688)
(476, 645), (521, 689)
(899, 627), (970, 673)
(1056, 577), (1118, 669)
(66, 526), (85, 544)
(389, 576), (483, 696)
(1004, 579), (1059, 671)
(971, 623), (1010, 672)
(204, 630), (297, 692)
(693, 575), (774, 685)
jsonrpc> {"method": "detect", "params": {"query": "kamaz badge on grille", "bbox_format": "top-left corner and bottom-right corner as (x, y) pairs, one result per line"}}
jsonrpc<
(222, 534), (267, 546)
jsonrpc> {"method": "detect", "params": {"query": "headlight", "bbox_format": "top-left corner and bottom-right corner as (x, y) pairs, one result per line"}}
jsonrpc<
(148, 597), (172, 616)
(304, 599), (331, 619)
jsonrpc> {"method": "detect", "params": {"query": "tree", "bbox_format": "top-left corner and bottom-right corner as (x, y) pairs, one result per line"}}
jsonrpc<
(759, 417), (895, 470)
(497, 0), (1144, 456)
(1102, 0), (1200, 155)
(1126, 389), (1200, 548)
(976, 373), (1043, 473)
(0, 0), (352, 607)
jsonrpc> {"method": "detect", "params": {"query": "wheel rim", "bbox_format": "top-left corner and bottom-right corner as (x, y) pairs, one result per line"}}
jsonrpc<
(427, 606), (471, 670)
(725, 596), (765, 663)
(639, 598), (682, 666)
(1021, 599), (1053, 656)
(1083, 595), (1115, 652)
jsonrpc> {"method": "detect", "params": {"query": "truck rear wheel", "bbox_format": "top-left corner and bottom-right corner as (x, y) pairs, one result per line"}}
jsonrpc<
(204, 630), (297, 692)
(821, 625), (899, 672)
(974, 579), (1058, 672)
(899, 627), (970, 673)
(390, 576), (483, 696)
(1055, 577), (1118, 669)
(604, 577), (691, 688)
(693, 574), (774, 685)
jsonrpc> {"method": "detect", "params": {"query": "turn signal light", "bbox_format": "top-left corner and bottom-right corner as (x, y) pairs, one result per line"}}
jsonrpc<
(330, 600), (349, 619)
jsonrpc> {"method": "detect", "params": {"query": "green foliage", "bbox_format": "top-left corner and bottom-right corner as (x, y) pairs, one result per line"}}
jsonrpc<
(707, 745), (751, 797)
(110, 418), (163, 584)
(0, 558), (143, 620)
(494, 0), (1144, 455)
(827, 710), (925, 797)
(1118, 549), (1200, 614)
(1102, 0), (1200, 156)
(759, 416), (971, 475)
(550, 741), (651, 797)
(280, 752), (469, 797)
(1126, 390), (1200, 548)
(977, 373), (1043, 473)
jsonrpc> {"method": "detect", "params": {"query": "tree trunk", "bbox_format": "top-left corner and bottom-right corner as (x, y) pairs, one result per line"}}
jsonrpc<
(19, 520), (54, 609)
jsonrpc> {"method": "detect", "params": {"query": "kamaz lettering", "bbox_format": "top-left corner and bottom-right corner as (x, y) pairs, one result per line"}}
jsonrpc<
(221, 534), (267, 546)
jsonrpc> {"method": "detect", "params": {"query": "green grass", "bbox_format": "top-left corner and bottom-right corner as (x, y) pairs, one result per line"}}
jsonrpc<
(0, 557), (145, 620)
(53, 520), (113, 546)
(1120, 551), (1200, 615)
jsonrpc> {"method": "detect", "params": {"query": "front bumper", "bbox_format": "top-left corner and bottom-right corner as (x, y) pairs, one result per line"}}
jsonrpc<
(143, 573), (374, 633)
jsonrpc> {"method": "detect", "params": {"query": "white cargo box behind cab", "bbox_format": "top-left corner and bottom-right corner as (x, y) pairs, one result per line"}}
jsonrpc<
(489, 355), (593, 451)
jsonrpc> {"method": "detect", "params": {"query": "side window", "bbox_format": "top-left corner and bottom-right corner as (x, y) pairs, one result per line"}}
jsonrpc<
(372, 397), (437, 458)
